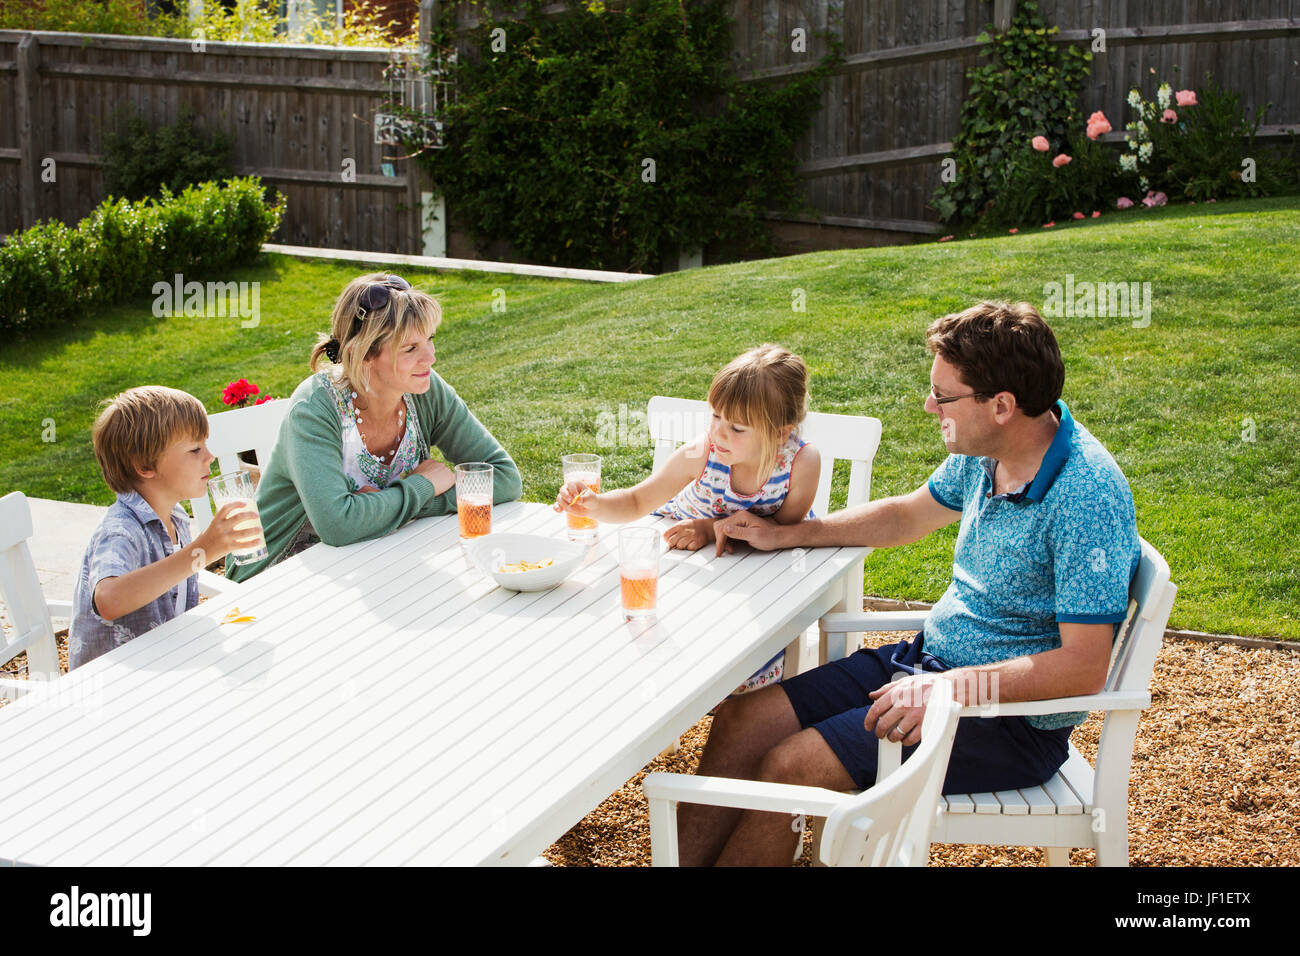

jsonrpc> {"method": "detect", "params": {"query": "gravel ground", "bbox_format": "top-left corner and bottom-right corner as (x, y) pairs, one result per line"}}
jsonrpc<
(6, 624), (1297, 866)
(541, 633), (1300, 867)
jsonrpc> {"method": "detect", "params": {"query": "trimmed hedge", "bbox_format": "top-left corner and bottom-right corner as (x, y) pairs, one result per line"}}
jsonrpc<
(0, 177), (285, 333)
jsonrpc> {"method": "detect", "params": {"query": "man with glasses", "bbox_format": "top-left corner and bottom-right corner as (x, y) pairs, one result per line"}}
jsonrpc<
(684, 301), (1142, 866)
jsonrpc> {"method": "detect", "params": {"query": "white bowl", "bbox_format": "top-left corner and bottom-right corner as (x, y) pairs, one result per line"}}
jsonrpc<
(466, 533), (587, 592)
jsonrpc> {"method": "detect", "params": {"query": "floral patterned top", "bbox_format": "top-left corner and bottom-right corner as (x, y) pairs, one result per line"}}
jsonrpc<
(321, 371), (429, 492)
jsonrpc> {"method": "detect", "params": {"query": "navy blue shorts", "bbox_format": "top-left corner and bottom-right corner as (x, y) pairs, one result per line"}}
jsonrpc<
(780, 634), (1073, 793)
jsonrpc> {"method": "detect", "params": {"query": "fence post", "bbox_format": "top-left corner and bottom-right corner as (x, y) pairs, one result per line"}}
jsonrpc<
(994, 0), (1016, 32)
(15, 34), (41, 230)
(411, 0), (445, 256)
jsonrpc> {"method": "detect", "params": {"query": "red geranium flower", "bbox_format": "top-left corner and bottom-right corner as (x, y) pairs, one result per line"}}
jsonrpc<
(222, 378), (260, 408)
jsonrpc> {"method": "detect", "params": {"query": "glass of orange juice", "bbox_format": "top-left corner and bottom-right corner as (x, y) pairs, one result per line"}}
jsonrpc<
(561, 453), (601, 541)
(455, 462), (493, 539)
(618, 526), (660, 622)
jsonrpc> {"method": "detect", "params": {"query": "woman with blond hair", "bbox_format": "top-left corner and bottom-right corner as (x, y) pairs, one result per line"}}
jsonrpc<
(227, 273), (521, 581)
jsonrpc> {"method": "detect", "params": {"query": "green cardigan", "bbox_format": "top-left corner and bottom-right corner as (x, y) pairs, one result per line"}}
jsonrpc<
(227, 370), (522, 582)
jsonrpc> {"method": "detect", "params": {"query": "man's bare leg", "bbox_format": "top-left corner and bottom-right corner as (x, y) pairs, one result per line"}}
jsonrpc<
(676, 685), (802, 867)
(715, 727), (857, 866)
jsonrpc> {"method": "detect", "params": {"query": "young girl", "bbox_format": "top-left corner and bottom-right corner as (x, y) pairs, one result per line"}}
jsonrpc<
(554, 343), (820, 693)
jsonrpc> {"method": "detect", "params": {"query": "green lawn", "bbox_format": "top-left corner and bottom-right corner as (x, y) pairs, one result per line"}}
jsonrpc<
(3, 197), (1298, 638)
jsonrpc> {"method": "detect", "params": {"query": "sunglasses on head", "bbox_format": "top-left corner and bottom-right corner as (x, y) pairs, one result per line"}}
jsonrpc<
(356, 274), (412, 320)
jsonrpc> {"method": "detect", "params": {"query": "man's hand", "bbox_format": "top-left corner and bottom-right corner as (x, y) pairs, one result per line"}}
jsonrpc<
(864, 673), (951, 747)
(713, 511), (785, 556)
(663, 517), (713, 551)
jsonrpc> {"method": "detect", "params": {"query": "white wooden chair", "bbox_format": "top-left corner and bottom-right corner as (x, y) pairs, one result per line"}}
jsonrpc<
(188, 401), (291, 596)
(819, 537), (1177, 866)
(643, 685), (962, 866)
(0, 492), (67, 699)
(647, 396), (882, 676)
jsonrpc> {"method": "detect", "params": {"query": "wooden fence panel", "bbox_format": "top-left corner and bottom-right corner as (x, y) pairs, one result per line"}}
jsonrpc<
(0, 29), (422, 253)
(3, 2), (1298, 261)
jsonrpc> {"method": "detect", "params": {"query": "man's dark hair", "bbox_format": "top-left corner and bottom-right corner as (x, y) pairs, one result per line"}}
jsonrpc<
(925, 301), (1065, 417)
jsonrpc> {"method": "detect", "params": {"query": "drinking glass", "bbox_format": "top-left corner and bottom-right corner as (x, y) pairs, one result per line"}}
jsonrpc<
(618, 526), (660, 622)
(208, 471), (268, 565)
(456, 462), (494, 539)
(561, 453), (601, 541)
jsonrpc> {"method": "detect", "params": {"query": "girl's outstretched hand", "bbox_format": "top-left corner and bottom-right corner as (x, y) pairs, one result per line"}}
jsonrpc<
(553, 479), (599, 519)
(663, 517), (714, 551)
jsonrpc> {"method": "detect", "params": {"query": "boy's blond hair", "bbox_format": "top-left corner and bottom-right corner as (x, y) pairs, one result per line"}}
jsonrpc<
(92, 386), (209, 494)
(707, 344), (809, 480)
(309, 272), (442, 391)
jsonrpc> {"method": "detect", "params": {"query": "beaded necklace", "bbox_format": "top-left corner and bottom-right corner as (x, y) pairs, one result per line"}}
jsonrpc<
(349, 389), (406, 463)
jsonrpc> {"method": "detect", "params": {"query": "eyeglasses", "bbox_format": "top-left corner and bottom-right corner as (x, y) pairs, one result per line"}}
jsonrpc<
(928, 386), (989, 406)
(356, 274), (412, 320)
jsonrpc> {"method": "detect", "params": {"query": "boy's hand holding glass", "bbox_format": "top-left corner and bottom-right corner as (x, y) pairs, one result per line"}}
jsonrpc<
(194, 499), (266, 566)
(663, 517), (715, 551)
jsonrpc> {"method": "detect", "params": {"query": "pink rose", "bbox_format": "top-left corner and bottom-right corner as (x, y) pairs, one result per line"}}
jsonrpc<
(1052, 154), (1072, 168)
(1176, 89), (1197, 107)
(1042, 221), (1056, 228)
(1072, 211), (1085, 220)
(1141, 191), (1168, 208)
(1008, 228), (1019, 234)
(1091, 211), (1101, 218)
(1032, 136), (1050, 152)
(1162, 109), (1178, 123)
(1085, 110), (1112, 140)
(1116, 197), (1134, 209)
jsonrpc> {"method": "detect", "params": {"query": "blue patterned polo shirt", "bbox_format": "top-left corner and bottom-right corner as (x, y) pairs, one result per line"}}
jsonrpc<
(923, 401), (1140, 730)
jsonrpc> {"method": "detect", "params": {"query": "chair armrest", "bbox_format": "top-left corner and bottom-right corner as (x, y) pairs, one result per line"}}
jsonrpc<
(46, 599), (73, 619)
(874, 689), (1151, 784)
(821, 611), (928, 633)
(642, 771), (848, 817)
(197, 569), (238, 598)
(955, 689), (1150, 718)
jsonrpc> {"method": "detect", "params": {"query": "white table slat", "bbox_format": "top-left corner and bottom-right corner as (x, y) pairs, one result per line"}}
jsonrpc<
(47, 507), (550, 866)
(1, 507), (515, 863)
(1, 503), (866, 866)
(289, 526), (839, 865)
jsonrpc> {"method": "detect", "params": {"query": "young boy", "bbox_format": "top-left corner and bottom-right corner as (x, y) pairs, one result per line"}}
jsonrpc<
(69, 386), (262, 670)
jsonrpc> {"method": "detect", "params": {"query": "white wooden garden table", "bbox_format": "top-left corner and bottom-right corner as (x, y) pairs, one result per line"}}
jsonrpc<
(0, 501), (867, 866)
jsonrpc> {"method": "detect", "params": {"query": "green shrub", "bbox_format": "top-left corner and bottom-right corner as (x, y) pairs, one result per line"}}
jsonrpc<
(1122, 78), (1292, 202)
(101, 107), (234, 202)
(931, 1), (1092, 224)
(411, 0), (840, 271)
(0, 178), (284, 333)
(979, 131), (1136, 230)
(0, 0), (179, 35)
(0, 0), (409, 45)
